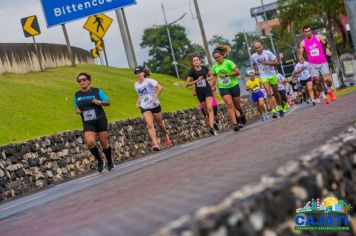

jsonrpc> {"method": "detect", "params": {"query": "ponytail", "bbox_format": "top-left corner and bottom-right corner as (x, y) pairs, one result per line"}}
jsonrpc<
(213, 45), (231, 57)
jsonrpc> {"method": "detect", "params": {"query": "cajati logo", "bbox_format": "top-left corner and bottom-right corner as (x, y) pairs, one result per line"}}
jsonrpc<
(294, 196), (352, 231)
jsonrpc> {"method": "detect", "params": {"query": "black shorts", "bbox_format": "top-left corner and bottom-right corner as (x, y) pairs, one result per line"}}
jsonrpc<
(140, 105), (162, 114)
(219, 84), (240, 98)
(300, 78), (312, 87)
(196, 86), (213, 103)
(201, 106), (218, 117)
(83, 117), (108, 133)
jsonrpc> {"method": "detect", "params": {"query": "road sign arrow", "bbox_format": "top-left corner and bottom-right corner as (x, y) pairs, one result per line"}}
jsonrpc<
(21, 15), (41, 37)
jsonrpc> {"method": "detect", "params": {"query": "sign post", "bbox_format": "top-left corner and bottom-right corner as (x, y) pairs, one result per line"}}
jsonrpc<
(61, 24), (76, 67)
(21, 15), (43, 72)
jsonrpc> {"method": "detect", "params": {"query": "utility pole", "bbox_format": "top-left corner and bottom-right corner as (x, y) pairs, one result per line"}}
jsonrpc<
(344, 0), (356, 50)
(115, 8), (137, 69)
(162, 3), (180, 79)
(192, 0), (212, 66)
(243, 31), (253, 68)
(261, 0), (277, 56)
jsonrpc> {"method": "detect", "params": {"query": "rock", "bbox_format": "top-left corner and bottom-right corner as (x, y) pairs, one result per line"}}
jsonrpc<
(6, 164), (23, 172)
(15, 169), (26, 178)
(35, 180), (44, 188)
(61, 167), (68, 174)
(46, 170), (54, 178)
(35, 172), (44, 180)
(0, 169), (4, 178)
(69, 171), (76, 178)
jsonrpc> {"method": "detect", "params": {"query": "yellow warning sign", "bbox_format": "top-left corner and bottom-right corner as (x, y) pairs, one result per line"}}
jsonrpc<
(21, 15), (41, 37)
(91, 48), (99, 58)
(96, 41), (104, 51)
(84, 14), (113, 39)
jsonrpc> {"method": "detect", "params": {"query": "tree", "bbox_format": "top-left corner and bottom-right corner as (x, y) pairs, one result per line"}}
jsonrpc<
(140, 25), (204, 78)
(277, 0), (347, 84)
(208, 35), (231, 51)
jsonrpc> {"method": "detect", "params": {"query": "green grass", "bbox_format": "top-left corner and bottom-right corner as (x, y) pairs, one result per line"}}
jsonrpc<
(0, 64), (198, 145)
(336, 85), (356, 98)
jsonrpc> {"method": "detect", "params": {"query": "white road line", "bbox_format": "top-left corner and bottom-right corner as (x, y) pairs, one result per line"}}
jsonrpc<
(0, 194), (46, 212)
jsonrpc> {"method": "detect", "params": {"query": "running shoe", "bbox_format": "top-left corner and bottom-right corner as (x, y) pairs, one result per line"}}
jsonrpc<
(316, 98), (321, 103)
(264, 114), (269, 120)
(239, 123), (244, 128)
(107, 156), (115, 171)
(272, 112), (278, 119)
(213, 122), (220, 131)
(261, 115), (265, 121)
(152, 144), (160, 151)
(164, 137), (172, 148)
(210, 128), (218, 136)
(279, 109), (285, 118)
(233, 124), (240, 131)
(323, 97), (329, 104)
(328, 91), (336, 101)
(240, 115), (247, 125)
(312, 99), (316, 106)
(98, 159), (105, 173)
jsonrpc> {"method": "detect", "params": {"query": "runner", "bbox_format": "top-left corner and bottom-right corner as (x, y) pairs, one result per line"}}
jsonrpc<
(245, 70), (268, 121)
(251, 42), (285, 118)
(134, 66), (172, 151)
(299, 25), (336, 104)
(187, 56), (217, 136)
(289, 76), (302, 104)
(293, 54), (316, 106)
(212, 45), (247, 131)
(199, 94), (221, 131)
(74, 72), (114, 173)
(277, 72), (289, 112)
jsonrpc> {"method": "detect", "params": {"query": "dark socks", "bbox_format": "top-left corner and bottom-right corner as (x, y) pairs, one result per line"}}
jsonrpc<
(89, 146), (102, 162)
(103, 147), (113, 165)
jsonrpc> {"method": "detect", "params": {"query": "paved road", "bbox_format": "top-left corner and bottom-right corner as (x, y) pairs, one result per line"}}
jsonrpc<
(1, 93), (356, 236)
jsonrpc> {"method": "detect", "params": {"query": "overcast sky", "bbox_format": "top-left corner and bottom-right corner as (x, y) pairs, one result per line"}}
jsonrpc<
(0, 0), (274, 68)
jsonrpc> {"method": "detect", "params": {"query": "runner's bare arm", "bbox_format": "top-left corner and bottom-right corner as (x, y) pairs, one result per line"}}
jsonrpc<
(155, 84), (163, 98)
(317, 35), (332, 56)
(186, 76), (196, 87)
(224, 67), (240, 78)
(75, 107), (81, 114)
(252, 63), (259, 75)
(299, 40), (305, 56)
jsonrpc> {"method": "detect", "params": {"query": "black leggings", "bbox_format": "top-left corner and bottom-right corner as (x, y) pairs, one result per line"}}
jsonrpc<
(279, 90), (288, 105)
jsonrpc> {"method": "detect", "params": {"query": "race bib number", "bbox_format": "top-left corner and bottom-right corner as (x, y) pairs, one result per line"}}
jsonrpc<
(221, 77), (231, 85)
(141, 95), (153, 106)
(310, 48), (320, 57)
(83, 109), (97, 121)
(252, 87), (260, 92)
(196, 78), (206, 87)
(301, 70), (309, 78)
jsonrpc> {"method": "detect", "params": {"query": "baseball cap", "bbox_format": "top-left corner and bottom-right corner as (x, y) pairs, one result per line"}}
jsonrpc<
(134, 66), (145, 74)
(246, 69), (255, 75)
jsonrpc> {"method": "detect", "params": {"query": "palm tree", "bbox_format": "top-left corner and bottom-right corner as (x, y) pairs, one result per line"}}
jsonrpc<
(277, 0), (346, 86)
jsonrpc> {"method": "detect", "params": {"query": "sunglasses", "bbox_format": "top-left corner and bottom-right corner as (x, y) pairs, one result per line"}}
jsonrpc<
(77, 78), (88, 83)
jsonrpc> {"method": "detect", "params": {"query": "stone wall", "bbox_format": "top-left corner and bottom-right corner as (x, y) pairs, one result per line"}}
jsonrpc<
(0, 98), (259, 202)
(0, 43), (94, 74)
(156, 123), (356, 236)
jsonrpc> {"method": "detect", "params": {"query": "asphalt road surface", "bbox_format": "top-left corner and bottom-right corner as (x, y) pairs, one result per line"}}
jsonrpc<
(1, 93), (356, 236)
